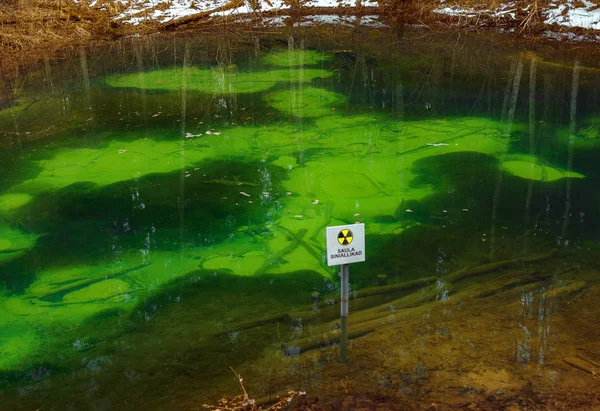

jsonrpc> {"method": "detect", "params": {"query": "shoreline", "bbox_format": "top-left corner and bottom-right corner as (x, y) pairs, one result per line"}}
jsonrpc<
(1, 0), (600, 83)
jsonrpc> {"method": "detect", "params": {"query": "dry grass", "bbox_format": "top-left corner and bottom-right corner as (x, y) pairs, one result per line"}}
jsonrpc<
(0, 0), (125, 77)
(1, 0), (598, 91)
(202, 368), (306, 410)
(383, 0), (558, 34)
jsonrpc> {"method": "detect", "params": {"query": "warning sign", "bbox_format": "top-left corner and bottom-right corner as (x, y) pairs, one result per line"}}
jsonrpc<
(326, 223), (365, 266)
(337, 229), (353, 246)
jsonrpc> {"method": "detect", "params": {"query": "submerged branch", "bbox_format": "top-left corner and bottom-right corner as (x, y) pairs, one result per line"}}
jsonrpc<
(443, 248), (558, 283)
(30, 263), (150, 300)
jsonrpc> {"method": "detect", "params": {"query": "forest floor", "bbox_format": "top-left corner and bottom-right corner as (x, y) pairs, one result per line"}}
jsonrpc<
(1, 0), (599, 78)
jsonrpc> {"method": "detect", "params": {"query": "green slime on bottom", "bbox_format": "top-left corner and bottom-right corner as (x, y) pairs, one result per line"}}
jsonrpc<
(0, 64), (587, 372)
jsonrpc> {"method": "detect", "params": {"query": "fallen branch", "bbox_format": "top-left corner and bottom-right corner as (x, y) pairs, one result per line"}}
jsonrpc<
(443, 248), (558, 283)
(282, 324), (375, 356)
(307, 283), (441, 335)
(161, 0), (245, 29)
(203, 367), (306, 410)
(203, 178), (259, 187)
(294, 276), (437, 315)
(577, 354), (600, 368)
(161, 5), (382, 29)
(469, 270), (545, 298)
(216, 313), (292, 337)
(30, 263), (150, 300)
(33, 288), (147, 306)
(563, 356), (600, 380)
(255, 229), (307, 275)
(254, 388), (301, 407)
(283, 250), (563, 358)
(0, 247), (31, 254)
(352, 276), (437, 299)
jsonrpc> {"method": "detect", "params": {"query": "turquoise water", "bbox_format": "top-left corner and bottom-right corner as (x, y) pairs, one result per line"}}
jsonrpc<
(1, 29), (600, 409)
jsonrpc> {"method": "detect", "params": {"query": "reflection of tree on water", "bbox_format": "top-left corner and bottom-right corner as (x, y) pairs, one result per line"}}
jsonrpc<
(0, 32), (599, 409)
(490, 53), (523, 257)
(561, 58), (580, 247)
(179, 39), (190, 253)
(523, 56), (537, 252)
(1, 49), (590, 315)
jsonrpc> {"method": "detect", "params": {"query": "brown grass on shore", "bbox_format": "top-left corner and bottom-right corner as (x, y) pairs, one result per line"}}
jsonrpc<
(0, 0), (124, 75)
(202, 368), (306, 410)
(0, 0), (534, 67)
(0, 0), (597, 92)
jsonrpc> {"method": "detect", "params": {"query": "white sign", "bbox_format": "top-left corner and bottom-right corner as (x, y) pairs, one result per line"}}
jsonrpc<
(326, 223), (365, 266)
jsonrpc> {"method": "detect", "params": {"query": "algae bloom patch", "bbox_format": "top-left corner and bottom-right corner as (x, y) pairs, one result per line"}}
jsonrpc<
(501, 159), (585, 181)
(104, 66), (334, 94)
(265, 87), (347, 117)
(0, 193), (33, 211)
(262, 49), (332, 67)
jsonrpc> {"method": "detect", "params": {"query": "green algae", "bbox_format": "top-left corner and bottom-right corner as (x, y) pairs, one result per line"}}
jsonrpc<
(554, 120), (600, 149)
(26, 264), (104, 299)
(499, 154), (585, 181)
(251, 126), (325, 155)
(578, 124), (599, 140)
(0, 193), (33, 211)
(7, 113), (512, 277)
(501, 160), (585, 181)
(2, 113), (514, 286)
(262, 49), (332, 67)
(0, 47), (590, 381)
(186, 114), (515, 285)
(1, 35), (600, 411)
(0, 225), (39, 264)
(265, 87), (347, 118)
(10, 135), (253, 194)
(0, 251), (203, 369)
(62, 279), (132, 303)
(271, 155), (299, 170)
(321, 172), (382, 198)
(7, 114), (510, 198)
(104, 67), (334, 93)
(204, 254), (267, 275)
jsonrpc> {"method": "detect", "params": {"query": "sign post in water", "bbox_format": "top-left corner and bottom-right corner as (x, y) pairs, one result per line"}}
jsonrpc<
(326, 223), (365, 363)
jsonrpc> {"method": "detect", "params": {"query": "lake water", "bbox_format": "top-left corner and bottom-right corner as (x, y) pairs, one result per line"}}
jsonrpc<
(1, 26), (600, 410)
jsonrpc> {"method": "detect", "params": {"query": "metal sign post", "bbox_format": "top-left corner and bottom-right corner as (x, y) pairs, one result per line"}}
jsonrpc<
(340, 263), (349, 362)
(326, 223), (365, 363)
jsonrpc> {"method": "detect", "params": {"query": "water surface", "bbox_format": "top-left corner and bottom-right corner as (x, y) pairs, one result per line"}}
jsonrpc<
(1, 27), (600, 410)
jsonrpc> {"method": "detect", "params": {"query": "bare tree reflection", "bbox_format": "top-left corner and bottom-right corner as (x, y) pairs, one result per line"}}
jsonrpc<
(80, 46), (92, 112)
(561, 58), (580, 248)
(134, 40), (148, 125)
(523, 57), (537, 252)
(179, 40), (190, 251)
(490, 53), (523, 257)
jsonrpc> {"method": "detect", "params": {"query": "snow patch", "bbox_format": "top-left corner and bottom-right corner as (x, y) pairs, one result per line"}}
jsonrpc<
(116, 0), (231, 24)
(433, 2), (519, 20)
(255, 13), (382, 27)
(109, 0), (380, 25)
(544, 0), (600, 30)
(298, 14), (383, 26)
(100, 0), (600, 34)
(211, 0), (289, 18)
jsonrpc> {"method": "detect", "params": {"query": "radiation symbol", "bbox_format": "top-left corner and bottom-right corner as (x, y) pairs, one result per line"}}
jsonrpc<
(337, 229), (354, 246)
